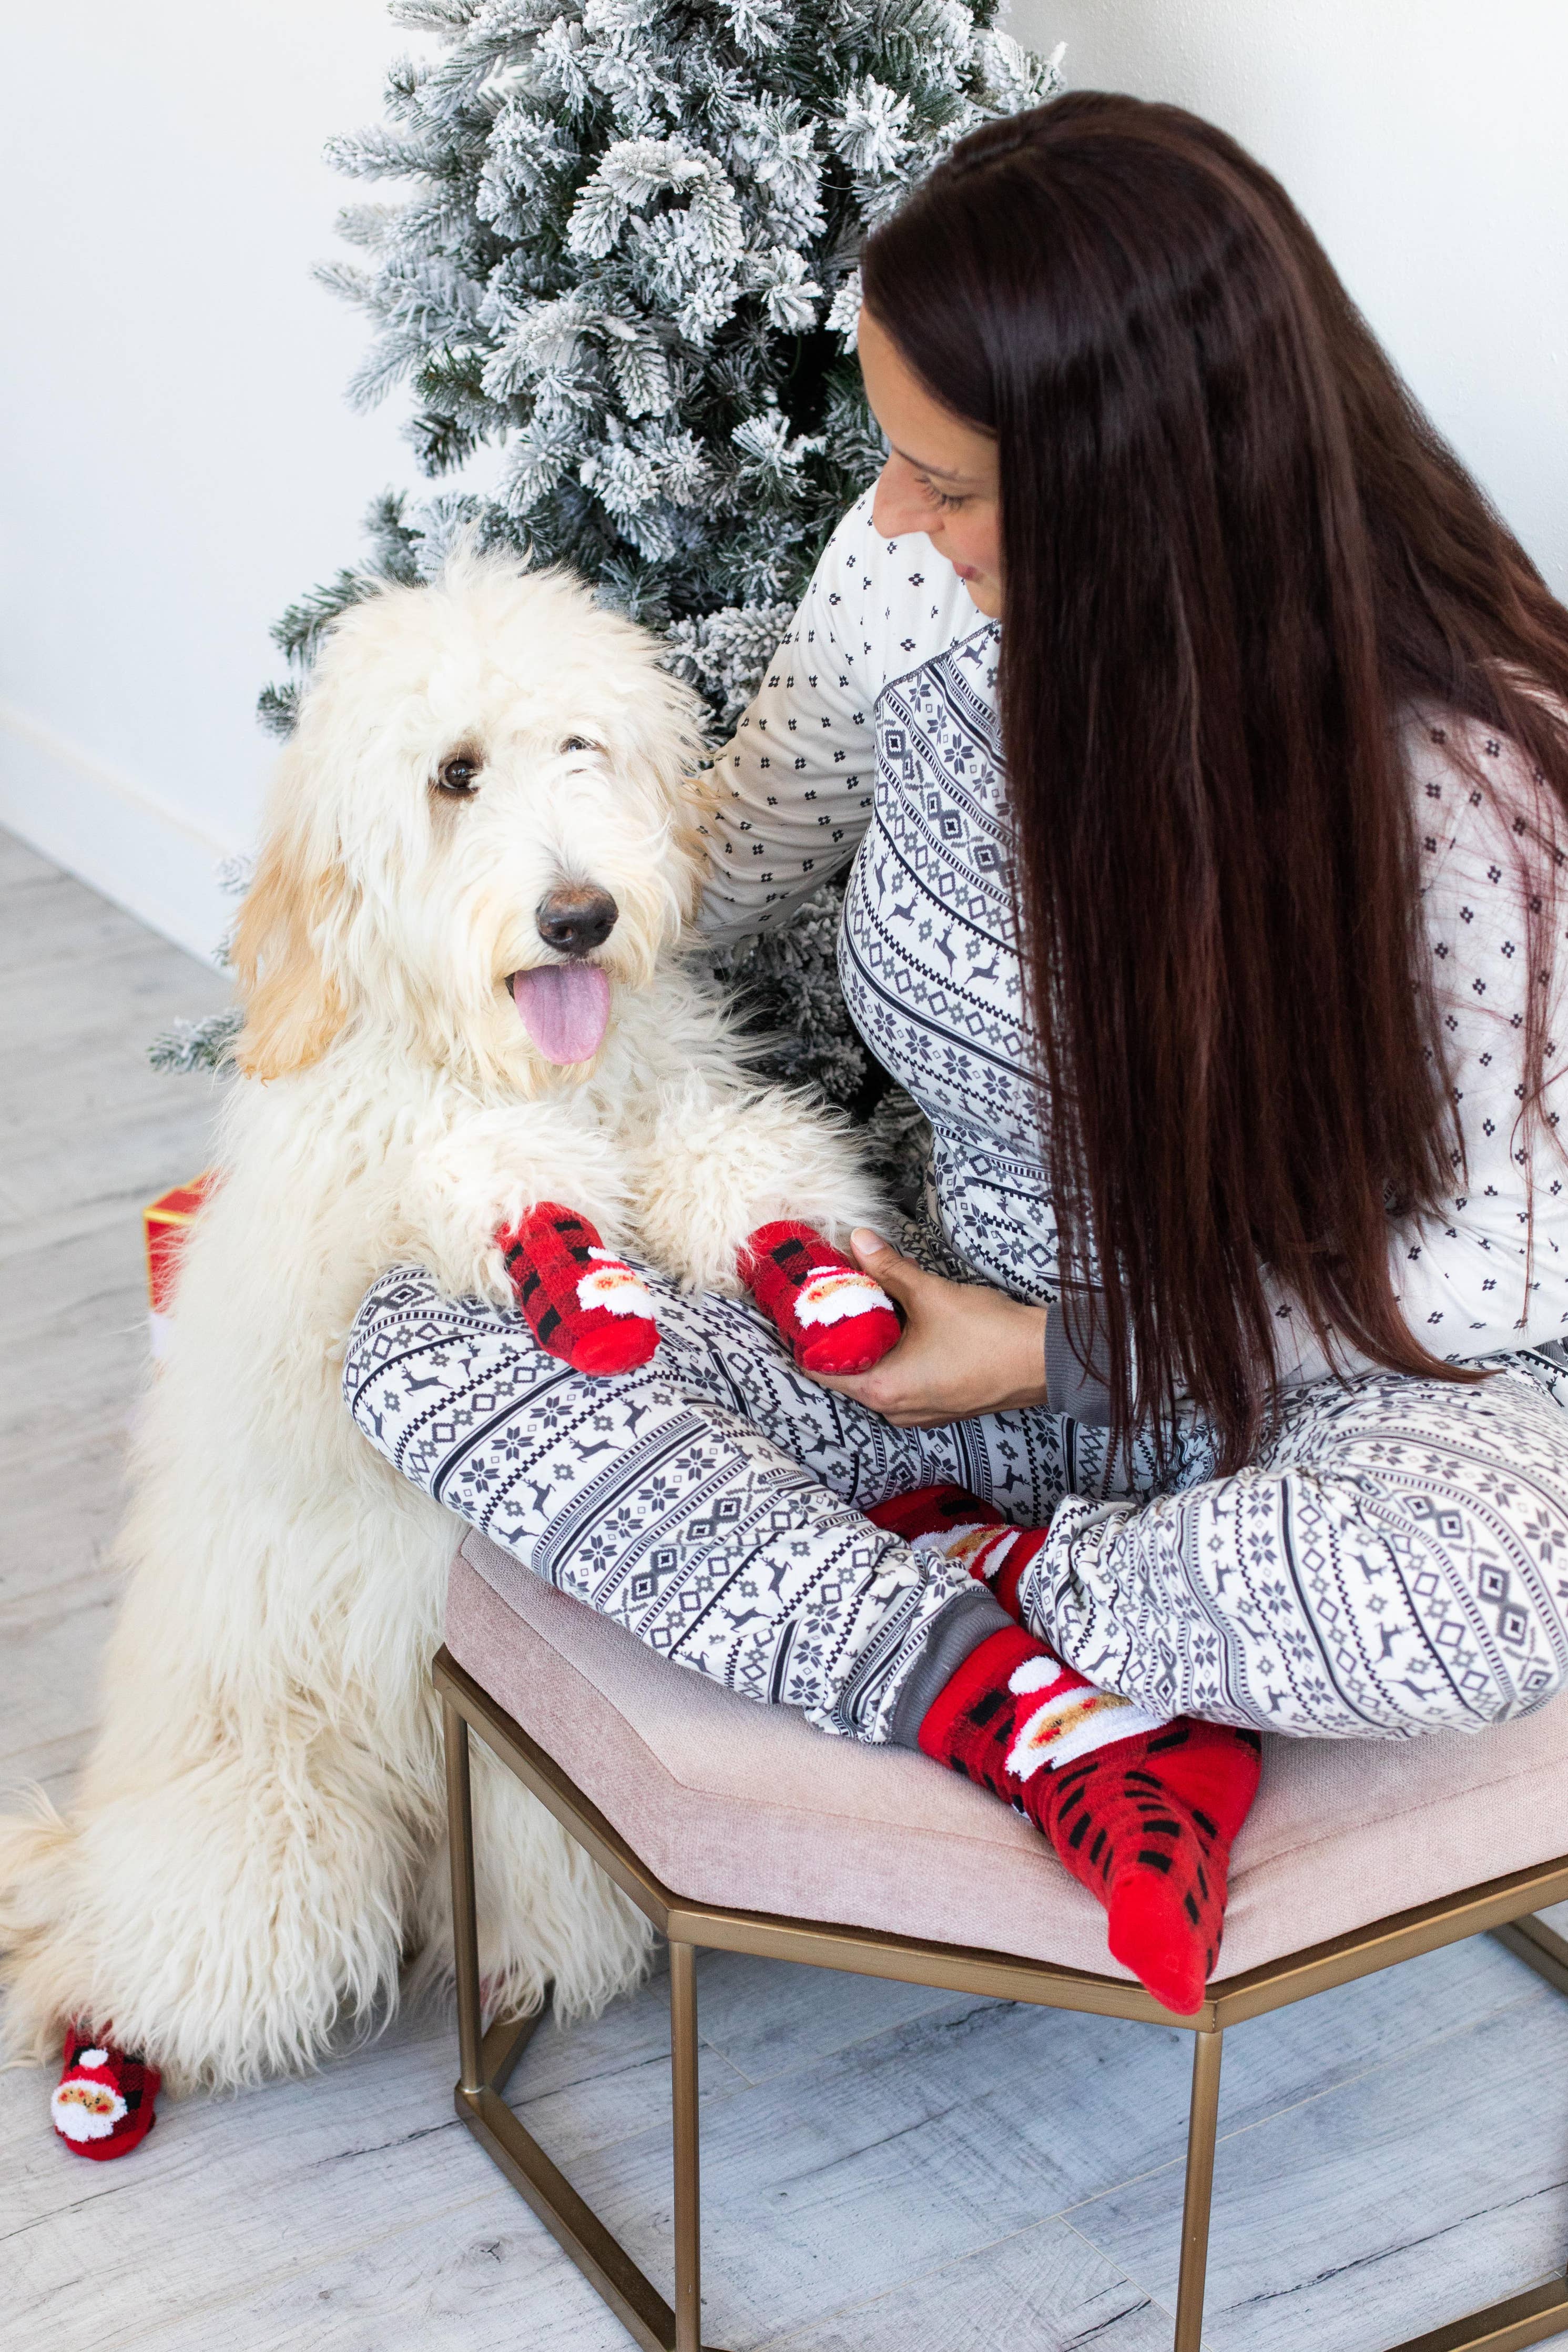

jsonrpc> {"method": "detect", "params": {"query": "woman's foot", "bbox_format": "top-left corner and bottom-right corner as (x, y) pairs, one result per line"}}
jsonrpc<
(52, 2029), (160, 2160)
(1045, 1717), (1262, 2011)
(880, 1496), (1265, 2014)
(867, 1482), (1035, 1617)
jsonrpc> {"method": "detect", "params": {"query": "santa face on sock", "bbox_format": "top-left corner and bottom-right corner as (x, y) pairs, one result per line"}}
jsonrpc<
(576, 1249), (654, 1319)
(792, 1265), (895, 1329)
(1003, 1656), (1142, 1779)
(50, 2050), (126, 2144)
(50, 2026), (160, 2161)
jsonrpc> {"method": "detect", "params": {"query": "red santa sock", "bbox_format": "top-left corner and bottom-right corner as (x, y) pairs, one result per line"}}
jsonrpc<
(739, 1222), (902, 1375)
(867, 1483), (1034, 1619)
(497, 1204), (659, 1375)
(51, 2029), (160, 2161)
(870, 1487), (1262, 2014)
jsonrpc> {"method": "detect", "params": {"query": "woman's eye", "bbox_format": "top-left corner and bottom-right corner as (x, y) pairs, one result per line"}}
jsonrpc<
(921, 480), (968, 512)
(434, 754), (481, 797)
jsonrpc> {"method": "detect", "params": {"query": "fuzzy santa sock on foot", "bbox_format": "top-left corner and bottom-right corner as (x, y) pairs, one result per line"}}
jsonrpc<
(1046, 1715), (1262, 2010)
(739, 1223), (901, 1375)
(497, 1204), (659, 1375)
(877, 1494), (1264, 2012)
(916, 1627), (1259, 2012)
(52, 2029), (160, 2161)
(867, 1483), (1034, 1620)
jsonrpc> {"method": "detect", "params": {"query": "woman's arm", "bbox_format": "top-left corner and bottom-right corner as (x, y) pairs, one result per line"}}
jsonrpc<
(695, 488), (978, 944)
(695, 497), (882, 946)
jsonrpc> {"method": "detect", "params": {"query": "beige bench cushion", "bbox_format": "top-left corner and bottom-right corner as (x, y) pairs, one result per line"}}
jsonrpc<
(446, 1527), (1568, 1988)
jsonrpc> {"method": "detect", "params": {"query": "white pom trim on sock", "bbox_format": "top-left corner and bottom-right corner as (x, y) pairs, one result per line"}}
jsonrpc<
(577, 1251), (655, 1319)
(52, 2080), (128, 2141)
(794, 1268), (895, 1327)
(1009, 1653), (1069, 1697)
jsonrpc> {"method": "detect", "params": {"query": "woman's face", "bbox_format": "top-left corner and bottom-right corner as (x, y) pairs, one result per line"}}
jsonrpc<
(859, 306), (1003, 619)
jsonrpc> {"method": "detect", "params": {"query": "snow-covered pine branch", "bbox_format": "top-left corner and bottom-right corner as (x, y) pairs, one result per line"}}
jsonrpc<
(202, 0), (1065, 1110)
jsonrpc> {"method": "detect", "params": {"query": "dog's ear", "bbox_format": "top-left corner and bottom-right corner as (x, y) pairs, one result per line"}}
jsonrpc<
(231, 784), (352, 1082)
(670, 760), (720, 924)
(641, 674), (715, 925)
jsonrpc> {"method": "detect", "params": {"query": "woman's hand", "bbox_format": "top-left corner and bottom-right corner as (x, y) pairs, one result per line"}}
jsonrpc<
(808, 1229), (1048, 1428)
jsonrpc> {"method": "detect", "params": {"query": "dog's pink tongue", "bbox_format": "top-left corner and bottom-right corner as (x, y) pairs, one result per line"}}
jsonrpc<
(511, 965), (612, 1064)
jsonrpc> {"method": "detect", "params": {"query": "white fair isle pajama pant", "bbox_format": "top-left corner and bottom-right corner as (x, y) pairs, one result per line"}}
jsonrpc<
(345, 1264), (1568, 1747)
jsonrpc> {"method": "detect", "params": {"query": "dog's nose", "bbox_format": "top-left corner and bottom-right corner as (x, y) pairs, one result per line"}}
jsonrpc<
(536, 884), (619, 957)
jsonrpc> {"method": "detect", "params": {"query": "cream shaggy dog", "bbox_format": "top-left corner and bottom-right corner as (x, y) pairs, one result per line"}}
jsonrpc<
(0, 550), (884, 2095)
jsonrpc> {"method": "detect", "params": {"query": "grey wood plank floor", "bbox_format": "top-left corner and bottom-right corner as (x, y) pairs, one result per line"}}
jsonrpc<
(2, 826), (1565, 2352)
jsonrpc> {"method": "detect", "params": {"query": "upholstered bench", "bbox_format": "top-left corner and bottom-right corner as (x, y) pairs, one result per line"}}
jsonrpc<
(435, 1523), (1568, 2352)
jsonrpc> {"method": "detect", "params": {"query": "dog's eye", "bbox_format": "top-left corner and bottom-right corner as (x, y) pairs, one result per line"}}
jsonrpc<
(559, 735), (601, 757)
(434, 753), (481, 797)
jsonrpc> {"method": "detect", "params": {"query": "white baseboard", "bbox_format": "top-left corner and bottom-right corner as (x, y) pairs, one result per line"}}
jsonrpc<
(0, 701), (239, 963)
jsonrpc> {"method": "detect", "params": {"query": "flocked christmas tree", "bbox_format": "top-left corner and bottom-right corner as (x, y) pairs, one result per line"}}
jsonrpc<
(154, 0), (1060, 1196)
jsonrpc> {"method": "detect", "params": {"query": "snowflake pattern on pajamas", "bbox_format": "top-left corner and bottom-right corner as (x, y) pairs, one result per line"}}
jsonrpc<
(700, 490), (1568, 1367)
(346, 1261), (1568, 1742)
(1012, 1345), (1568, 1735)
(347, 493), (1568, 1750)
(346, 1264), (1032, 1743)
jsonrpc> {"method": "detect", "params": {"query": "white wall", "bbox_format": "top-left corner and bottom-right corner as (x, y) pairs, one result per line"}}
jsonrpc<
(4, 1), (1566, 957)
(1011, 0), (1568, 598)
(0, 2), (418, 957)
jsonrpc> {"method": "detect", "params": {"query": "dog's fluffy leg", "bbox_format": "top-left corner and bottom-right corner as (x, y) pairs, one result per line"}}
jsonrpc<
(393, 1102), (636, 1309)
(0, 1716), (420, 2094)
(406, 1736), (652, 2029)
(629, 1075), (891, 1300)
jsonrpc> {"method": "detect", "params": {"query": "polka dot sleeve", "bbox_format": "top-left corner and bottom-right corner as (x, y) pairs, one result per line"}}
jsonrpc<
(695, 490), (983, 945)
(1266, 716), (1568, 1384)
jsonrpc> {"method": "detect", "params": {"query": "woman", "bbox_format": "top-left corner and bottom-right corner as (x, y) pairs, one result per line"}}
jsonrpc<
(347, 95), (1568, 2012)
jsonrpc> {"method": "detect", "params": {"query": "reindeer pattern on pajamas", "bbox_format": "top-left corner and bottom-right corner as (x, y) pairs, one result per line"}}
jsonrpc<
(347, 491), (1568, 1746)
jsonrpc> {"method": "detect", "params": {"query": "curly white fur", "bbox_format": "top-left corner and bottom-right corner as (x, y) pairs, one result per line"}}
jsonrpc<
(0, 550), (884, 2094)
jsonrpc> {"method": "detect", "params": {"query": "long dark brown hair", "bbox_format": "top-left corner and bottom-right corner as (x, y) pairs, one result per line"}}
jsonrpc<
(860, 92), (1568, 1472)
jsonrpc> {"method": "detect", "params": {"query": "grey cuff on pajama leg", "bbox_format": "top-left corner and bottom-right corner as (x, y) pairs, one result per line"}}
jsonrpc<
(886, 1584), (1017, 1749)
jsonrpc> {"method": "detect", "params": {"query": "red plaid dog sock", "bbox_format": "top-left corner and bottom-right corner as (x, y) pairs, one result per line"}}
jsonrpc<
(875, 1489), (1264, 2014)
(739, 1222), (901, 1375)
(497, 1203), (659, 1375)
(51, 2029), (160, 2161)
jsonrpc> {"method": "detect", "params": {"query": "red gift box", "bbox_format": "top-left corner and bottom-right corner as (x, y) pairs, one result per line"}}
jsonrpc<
(143, 1174), (213, 1357)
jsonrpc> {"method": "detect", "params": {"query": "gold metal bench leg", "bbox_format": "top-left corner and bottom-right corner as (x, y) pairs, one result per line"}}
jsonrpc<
(1173, 2026), (1224, 2352)
(435, 1655), (1568, 2352)
(669, 1940), (703, 2352)
(442, 1694), (728, 2350)
(444, 1694), (485, 2096)
(1491, 1912), (1568, 2001)
(1382, 2271), (1568, 2352)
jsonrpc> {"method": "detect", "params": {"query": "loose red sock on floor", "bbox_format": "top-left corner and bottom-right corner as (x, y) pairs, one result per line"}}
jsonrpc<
(497, 1203), (659, 1375)
(739, 1222), (901, 1375)
(51, 2029), (160, 2161)
(880, 1492), (1265, 2013)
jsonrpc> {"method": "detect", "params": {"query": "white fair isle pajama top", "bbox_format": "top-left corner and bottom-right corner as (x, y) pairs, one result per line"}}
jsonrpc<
(345, 491), (1568, 1746)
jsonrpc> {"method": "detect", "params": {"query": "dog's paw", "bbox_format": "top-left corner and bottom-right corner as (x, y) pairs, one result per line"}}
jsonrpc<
(739, 1222), (901, 1376)
(52, 2030), (160, 2162)
(498, 1205), (659, 1375)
